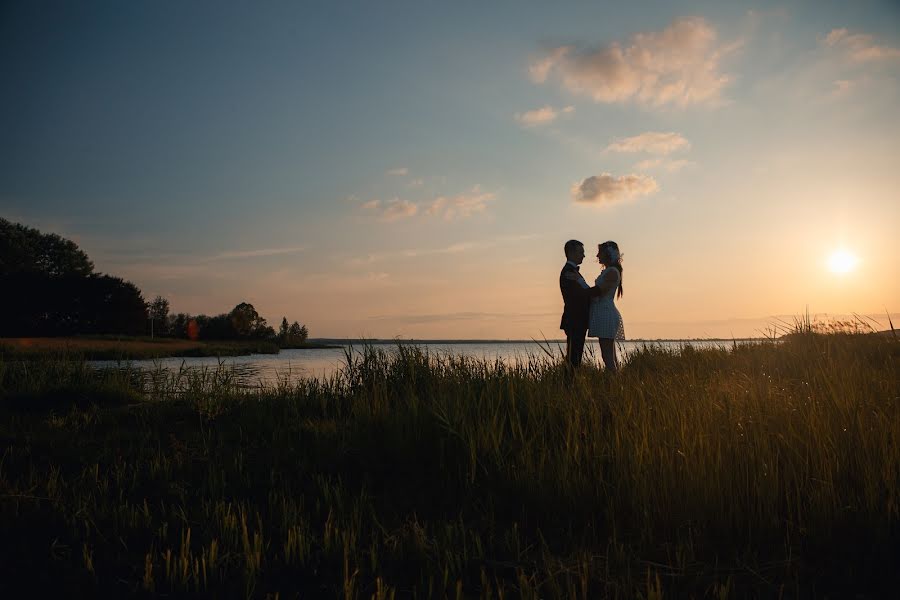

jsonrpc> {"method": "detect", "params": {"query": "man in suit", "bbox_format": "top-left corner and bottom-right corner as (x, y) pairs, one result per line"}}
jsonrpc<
(560, 239), (592, 368)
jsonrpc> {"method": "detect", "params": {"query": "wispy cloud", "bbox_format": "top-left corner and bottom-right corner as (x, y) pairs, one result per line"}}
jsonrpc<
(606, 132), (690, 154)
(572, 173), (659, 206)
(425, 186), (497, 220)
(208, 246), (306, 261)
(530, 17), (738, 108)
(361, 187), (498, 222)
(514, 104), (575, 127)
(823, 28), (900, 62)
(359, 197), (418, 221)
(634, 157), (694, 172)
(381, 198), (419, 221)
(386, 167), (409, 176)
(345, 234), (541, 267)
(365, 272), (390, 282)
(529, 47), (570, 83)
(102, 245), (307, 265)
(92, 244), (308, 285)
(366, 310), (558, 325)
(830, 79), (854, 96)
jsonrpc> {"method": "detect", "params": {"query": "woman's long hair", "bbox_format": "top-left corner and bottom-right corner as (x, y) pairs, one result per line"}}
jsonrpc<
(600, 241), (623, 299)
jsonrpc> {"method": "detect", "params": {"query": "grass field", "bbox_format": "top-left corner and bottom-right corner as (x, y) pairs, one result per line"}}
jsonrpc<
(0, 332), (897, 597)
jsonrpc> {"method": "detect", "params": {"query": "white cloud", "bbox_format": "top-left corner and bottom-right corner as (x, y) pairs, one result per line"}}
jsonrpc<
(407, 178), (425, 188)
(571, 173), (659, 206)
(361, 199), (381, 210)
(386, 167), (409, 176)
(514, 105), (575, 127)
(515, 105), (558, 126)
(426, 187), (497, 220)
(606, 131), (691, 154)
(381, 198), (419, 222)
(824, 28), (900, 62)
(530, 17), (736, 108)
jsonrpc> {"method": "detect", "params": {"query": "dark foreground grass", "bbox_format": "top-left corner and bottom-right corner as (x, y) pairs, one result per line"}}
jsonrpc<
(0, 334), (898, 598)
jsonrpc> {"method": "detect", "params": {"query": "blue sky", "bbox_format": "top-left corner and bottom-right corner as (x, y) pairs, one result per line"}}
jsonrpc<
(2, 1), (899, 338)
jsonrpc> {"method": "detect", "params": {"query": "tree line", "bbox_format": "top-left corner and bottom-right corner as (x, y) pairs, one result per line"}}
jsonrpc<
(0, 218), (309, 344)
(149, 297), (308, 345)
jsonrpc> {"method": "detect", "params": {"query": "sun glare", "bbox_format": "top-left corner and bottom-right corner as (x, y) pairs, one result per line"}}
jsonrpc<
(827, 249), (858, 274)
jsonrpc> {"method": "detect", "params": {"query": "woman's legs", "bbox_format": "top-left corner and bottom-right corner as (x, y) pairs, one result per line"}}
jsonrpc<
(598, 338), (618, 373)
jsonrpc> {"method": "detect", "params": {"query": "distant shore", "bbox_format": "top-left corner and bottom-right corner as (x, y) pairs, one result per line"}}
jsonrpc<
(308, 337), (772, 345)
(0, 336), (339, 360)
(3, 332), (891, 361)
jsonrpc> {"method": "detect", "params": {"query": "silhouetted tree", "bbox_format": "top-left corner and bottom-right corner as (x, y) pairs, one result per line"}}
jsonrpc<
(228, 302), (274, 339)
(278, 317), (290, 342)
(0, 218), (94, 277)
(0, 273), (147, 336)
(168, 313), (192, 338)
(148, 296), (170, 337)
(194, 314), (236, 340)
(0, 220), (153, 336)
(230, 303), (259, 337)
(288, 321), (309, 344)
(0, 220), (313, 340)
(90, 276), (149, 335)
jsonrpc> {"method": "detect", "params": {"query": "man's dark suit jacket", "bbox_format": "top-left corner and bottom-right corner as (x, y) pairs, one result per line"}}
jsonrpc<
(559, 263), (590, 333)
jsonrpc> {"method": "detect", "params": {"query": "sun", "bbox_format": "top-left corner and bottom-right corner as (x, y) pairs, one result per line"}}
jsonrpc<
(827, 249), (858, 274)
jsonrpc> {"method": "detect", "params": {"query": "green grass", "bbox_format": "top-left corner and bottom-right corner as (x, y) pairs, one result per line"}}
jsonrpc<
(0, 333), (898, 597)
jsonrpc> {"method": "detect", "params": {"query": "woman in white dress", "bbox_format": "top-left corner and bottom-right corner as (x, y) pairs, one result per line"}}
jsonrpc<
(586, 241), (625, 372)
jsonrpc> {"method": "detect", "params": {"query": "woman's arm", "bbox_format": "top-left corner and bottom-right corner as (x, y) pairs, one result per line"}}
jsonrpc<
(594, 268), (619, 293)
(563, 270), (617, 296)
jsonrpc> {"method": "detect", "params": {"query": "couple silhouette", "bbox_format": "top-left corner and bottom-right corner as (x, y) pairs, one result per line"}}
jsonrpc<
(559, 239), (625, 373)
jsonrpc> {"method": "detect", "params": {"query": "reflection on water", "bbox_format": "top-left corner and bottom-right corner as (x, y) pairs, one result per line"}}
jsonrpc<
(89, 340), (753, 388)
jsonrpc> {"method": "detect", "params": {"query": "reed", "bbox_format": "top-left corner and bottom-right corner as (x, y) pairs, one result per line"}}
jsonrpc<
(0, 331), (897, 597)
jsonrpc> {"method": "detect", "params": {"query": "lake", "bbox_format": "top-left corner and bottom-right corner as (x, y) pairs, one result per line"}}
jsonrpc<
(90, 340), (759, 387)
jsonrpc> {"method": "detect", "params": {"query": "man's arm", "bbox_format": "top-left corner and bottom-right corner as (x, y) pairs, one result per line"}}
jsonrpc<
(562, 271), (612, 297)
(560, 272), (591, 298)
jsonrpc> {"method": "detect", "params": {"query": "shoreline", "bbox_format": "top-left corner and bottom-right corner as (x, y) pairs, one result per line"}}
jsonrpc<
(8, 332), (892, 361)
(308, 337), (773, 345)
(0, 337), (340, 360)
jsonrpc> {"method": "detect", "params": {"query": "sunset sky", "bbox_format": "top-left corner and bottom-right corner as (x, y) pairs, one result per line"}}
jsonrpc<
(2, 1), (899, 339)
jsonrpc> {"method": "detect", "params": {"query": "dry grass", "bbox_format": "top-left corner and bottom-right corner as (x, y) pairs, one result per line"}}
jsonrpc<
(0, 332), (898, 597)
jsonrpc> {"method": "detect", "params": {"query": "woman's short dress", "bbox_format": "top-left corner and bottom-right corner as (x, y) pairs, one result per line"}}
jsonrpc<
(588, 268), (625, 340)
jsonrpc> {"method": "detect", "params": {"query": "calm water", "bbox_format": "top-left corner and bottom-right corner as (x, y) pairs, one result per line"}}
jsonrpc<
(90, 340), (751, 387)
